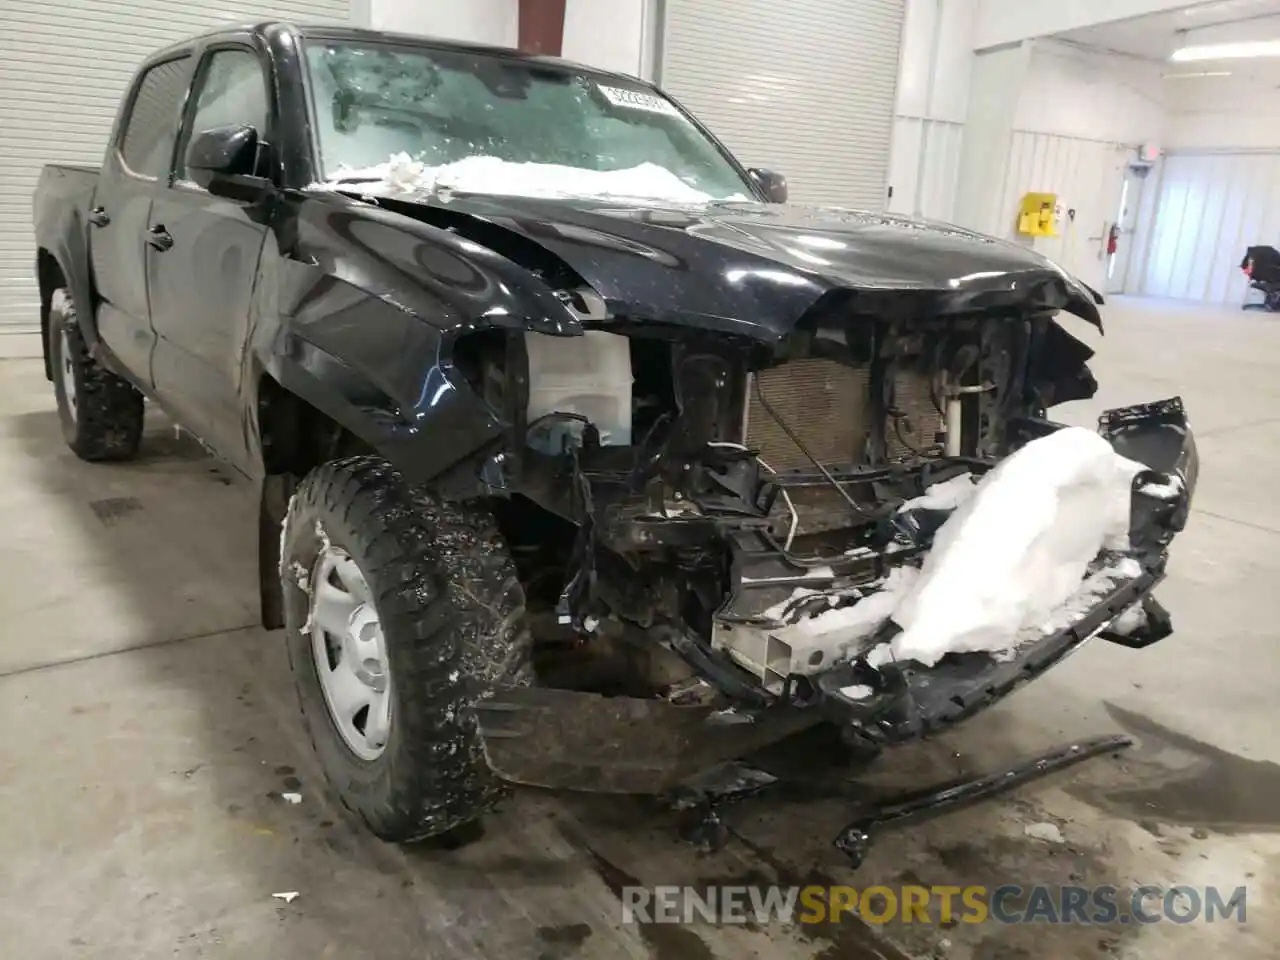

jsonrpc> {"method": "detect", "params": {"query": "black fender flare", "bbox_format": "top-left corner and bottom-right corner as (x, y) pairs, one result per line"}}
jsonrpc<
(251, 329), (507, 629)
(253, 329), (508, 487)
(37, 224), (97, 370)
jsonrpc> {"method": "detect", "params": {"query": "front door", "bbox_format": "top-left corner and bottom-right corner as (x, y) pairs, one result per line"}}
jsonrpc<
(89, 55), (193, 383)
(146, 44), (271, 469)
(1107, 165), (1147, 294)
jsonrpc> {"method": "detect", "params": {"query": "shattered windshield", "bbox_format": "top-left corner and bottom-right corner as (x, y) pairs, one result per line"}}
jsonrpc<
(302, 40), (754, 203)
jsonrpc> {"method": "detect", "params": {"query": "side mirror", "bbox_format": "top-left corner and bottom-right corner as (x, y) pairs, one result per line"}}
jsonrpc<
(748, 167), (788, 203)
(186, 124), (271, 198)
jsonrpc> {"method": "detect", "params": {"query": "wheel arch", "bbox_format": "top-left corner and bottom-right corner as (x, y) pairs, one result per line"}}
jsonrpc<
(36, 249), (68, 381)
(255, 366), (374, 477)
(36, 215), (98, 375)
(253, 363), (376, 631)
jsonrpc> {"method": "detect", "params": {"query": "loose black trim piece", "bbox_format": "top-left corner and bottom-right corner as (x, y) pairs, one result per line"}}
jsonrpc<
(832, 734), (1132, 868)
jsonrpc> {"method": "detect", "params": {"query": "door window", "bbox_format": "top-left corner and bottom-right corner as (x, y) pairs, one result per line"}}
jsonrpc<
(177, 49), (269, 179)
(119, 57), (191, 179)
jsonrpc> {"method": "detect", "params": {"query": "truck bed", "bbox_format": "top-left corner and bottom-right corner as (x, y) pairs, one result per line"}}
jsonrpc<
(34, 163), (99, 227)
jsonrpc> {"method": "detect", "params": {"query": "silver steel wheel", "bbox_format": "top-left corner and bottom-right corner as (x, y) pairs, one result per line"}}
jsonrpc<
(309, 545), (392, 761)
(60, 326), (78, 424)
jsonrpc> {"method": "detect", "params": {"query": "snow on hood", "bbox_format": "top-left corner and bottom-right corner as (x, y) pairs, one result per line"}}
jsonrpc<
(320, 152), (728, 204)
(889, 427), (1146, 667)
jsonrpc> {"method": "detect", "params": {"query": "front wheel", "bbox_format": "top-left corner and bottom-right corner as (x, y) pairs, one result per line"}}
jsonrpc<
(47, 288), (144, 461)
(280, 456), (532, 842)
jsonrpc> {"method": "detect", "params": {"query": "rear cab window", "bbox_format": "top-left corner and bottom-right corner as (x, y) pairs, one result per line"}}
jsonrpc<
(119, 57), (191, 179)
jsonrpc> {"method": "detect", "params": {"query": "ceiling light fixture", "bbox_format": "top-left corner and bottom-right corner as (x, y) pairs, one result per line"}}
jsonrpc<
(1162, 70), (1233, 78)
(1170, 40), (1280, 61)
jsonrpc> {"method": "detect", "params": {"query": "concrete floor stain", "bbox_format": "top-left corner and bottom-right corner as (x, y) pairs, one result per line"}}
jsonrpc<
(535, 921), (593, 955)
(579, 844), (715, 960)
(88, 495), (142, 525)
(730, 832), (914, 960)
(1072, 703), (1280, 832)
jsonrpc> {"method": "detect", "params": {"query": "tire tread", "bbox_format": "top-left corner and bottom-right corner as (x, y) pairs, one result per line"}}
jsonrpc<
(283, 456), (531, 842)
(50, 289), (143, 462)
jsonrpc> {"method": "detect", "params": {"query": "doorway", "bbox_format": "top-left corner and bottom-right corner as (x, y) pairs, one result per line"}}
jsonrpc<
(1107, 164), (1148, 294)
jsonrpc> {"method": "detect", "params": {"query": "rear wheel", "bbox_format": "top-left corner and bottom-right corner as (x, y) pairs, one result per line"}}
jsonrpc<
(47, 288), (144, 461)
(281, 456), (532, 841)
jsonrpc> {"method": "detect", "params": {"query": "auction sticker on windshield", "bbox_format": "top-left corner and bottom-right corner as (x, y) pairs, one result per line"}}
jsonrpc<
(597, 84), (681, 117)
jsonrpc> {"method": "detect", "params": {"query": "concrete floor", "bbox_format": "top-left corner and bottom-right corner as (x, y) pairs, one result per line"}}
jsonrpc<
(1, 297), (1277, 959)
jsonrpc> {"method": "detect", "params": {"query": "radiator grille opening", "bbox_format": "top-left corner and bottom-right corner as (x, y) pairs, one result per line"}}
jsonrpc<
(745, 359), (944, 471)
(746, 359), (871, 470)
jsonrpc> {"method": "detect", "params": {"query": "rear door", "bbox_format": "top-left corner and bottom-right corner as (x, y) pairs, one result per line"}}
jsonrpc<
(146, 42), (272, 469)
(89, 55), (193, 385)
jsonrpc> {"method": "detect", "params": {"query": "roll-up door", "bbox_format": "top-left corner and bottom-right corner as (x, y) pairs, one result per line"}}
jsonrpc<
(660, 0), (905, 209)
(0, 0), (353, 342)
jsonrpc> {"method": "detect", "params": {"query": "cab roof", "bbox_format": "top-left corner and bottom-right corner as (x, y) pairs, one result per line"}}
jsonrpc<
(147, 20), (633, 83)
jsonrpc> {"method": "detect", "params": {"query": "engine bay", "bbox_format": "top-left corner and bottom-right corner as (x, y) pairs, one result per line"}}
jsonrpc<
(457, 309), (1103, 701)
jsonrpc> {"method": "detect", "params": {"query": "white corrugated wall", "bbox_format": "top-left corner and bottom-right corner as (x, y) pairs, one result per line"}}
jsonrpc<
(886, 117), (963, 222)
(0, 0), (355, 345)
(1137, 151), (1280, 306)
(658, 0), (905, 210)
(989, 131), (1129, 294)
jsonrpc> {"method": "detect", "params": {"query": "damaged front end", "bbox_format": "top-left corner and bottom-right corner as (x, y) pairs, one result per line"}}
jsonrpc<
(453, 293), (1197, 796)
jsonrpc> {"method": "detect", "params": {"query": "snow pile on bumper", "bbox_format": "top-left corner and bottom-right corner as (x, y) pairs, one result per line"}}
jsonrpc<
(767, 565), (921, 667)
(759, 428), (1149, 670)
(890, 427), (1145, 666)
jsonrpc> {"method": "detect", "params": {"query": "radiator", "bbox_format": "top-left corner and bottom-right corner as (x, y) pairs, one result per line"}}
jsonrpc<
(745, 359), (942, 470)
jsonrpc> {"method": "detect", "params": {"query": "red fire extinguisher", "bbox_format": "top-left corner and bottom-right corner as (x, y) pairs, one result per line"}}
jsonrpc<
(1107, 223), (1120, 256)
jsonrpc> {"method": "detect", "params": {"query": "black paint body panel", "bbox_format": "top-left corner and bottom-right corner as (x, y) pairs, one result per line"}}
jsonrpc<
(33, 20), (1104, 488)
(376, 193), (1105, 337)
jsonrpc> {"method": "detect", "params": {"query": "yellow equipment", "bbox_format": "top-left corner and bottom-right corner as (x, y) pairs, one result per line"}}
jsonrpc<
(1017, 192), (1058, 237)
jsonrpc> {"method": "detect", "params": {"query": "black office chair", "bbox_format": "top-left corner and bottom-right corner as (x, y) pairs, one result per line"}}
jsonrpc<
(1241, 245), (1280, 312)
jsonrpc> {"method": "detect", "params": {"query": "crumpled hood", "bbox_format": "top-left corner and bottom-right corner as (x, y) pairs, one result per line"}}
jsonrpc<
(375, 193), (1104, 339)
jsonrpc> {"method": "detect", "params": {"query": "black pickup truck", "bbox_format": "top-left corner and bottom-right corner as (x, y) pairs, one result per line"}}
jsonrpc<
(33, 22), (1197, 851)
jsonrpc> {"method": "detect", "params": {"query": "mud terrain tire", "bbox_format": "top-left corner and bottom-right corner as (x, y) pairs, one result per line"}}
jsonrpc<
(48, 288), (144, 461)
(281, 456), (532, 842)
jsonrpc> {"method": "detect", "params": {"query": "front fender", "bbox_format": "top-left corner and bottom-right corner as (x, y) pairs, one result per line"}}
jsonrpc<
(254, 264), (508, 485)
(266, 331), (506, 486)
(254, 192), (600, 485)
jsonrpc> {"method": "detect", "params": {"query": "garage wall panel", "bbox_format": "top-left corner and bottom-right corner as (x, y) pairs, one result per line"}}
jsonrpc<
(0, 0), (354, 335)
(887, 117), (963, 222)
(975, 0), (1201, 49)
(993, 131), (1128, 293)
(659, 0), (905, 209)
(371, 0), (517, 46)
(1139, 152), (1280, 306)
(953, 42), (1028, 234)
(561, 0), (654, 78)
